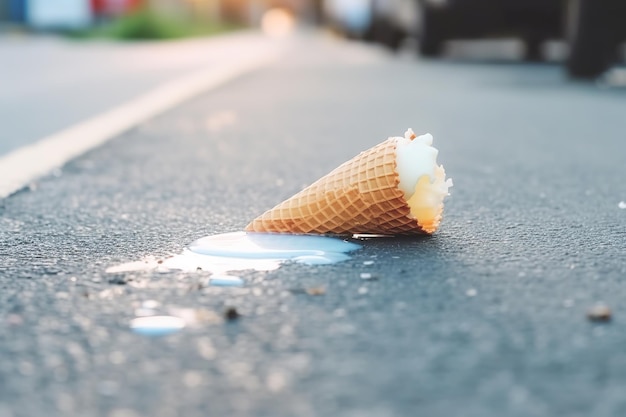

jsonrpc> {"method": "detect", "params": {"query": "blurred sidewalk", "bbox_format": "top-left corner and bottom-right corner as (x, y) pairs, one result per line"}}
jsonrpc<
(0, 31), (282, 156)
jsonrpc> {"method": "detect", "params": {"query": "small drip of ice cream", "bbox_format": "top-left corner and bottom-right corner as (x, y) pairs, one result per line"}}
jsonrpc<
(395, 129), (453, 233)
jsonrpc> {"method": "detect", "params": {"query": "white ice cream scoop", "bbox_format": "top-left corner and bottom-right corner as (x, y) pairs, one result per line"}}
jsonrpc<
(396, 128), (453, 233)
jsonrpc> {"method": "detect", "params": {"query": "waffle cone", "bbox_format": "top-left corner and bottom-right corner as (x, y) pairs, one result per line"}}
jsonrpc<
(246, 138), (441, 235)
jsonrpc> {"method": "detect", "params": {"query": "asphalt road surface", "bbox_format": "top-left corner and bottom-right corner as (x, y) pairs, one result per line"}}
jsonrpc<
(1, 34), (626, 417)
(0, 32), (274, 156)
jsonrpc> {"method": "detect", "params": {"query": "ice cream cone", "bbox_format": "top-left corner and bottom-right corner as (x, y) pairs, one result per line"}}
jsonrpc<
(246, 132), (450, 235)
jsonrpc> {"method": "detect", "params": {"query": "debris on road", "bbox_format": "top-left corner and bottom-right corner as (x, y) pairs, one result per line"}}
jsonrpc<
(288, 287), (327, 296)
(224, 307), (241, 321)
(305, 287), (326, 296)
(587, 305), (612, 322)
(360, 272), (378, 281)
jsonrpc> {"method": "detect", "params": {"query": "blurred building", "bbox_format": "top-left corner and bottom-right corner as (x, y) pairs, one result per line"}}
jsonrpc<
(0, 0), (319, 32)
(0, 0), (28, 24)
(28, 0), (92, 29)
(0, 0), (141, 28)
(92, 0), (142, 17)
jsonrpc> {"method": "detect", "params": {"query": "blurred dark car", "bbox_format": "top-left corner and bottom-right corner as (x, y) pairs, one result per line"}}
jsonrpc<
(416, 0), (626, 78)
(566, 0), (626, 78)
(417, 0), (562, 60)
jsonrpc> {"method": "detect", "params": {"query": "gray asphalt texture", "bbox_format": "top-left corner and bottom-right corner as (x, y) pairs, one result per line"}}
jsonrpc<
(0, 32), (270, 156)
(1, 35), (626, 417)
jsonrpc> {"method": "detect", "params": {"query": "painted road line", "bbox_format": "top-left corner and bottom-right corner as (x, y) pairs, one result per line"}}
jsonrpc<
(0, 43), (282, 199)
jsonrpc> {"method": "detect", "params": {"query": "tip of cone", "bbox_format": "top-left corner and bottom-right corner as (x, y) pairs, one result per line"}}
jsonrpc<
(404, 128), (417, 141)
(244, 221), (258, 233)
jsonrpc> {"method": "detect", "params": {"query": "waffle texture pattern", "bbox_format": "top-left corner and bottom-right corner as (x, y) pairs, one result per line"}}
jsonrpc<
(246, 138), (434, 235)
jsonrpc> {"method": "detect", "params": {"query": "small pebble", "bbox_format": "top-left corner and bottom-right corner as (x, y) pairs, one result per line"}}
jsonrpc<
(360, 272), (377, 280)
(108, 276), (130, 285)
(306, 287), (326, 296)
(466, 288), (477, 297)
(224, 307), (240, 321)
(362, 261), (375, 266)
(587, 305), (612, 322)
(619, 201), (626, 209)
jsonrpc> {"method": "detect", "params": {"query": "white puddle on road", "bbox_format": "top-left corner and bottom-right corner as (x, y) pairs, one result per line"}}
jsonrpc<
(130, 315), (186, 336)
(111, 232), (362, 336)
(207, 275), (245, 287)
(107, 232), (362, 276)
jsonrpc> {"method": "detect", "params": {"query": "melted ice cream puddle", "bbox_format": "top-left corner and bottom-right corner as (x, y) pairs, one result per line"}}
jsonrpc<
(208, 275), (245, 287)
(107, 232), (362, 276)
(130, 316), (186, 336)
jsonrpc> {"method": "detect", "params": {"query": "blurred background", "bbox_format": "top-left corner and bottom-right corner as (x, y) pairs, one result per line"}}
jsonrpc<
(1, 0), (626, 157)
(1, 0), (625, 79)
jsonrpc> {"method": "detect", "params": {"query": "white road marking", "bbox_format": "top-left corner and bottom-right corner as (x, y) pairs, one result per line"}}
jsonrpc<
(0, 43), (282, 199)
